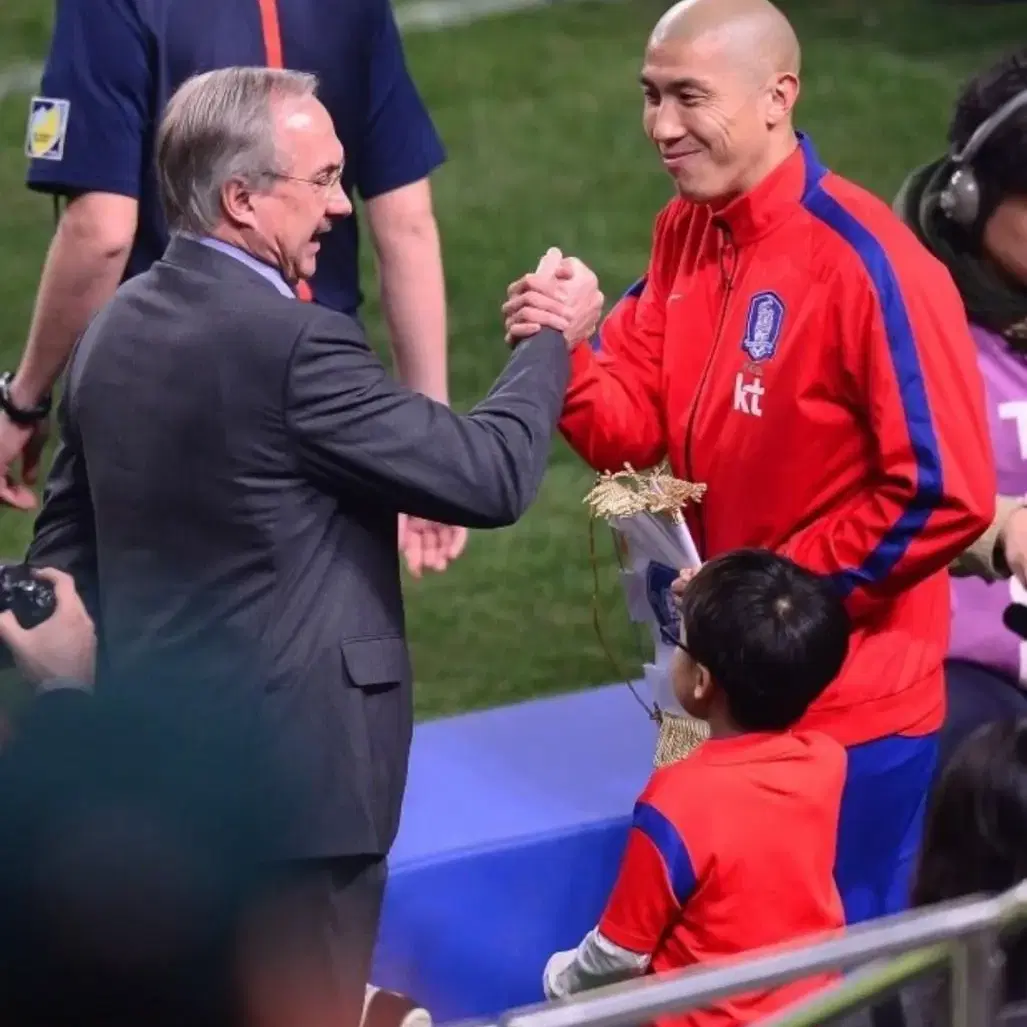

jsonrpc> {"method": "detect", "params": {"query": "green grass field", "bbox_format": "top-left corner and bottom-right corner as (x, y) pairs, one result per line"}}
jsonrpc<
(0, 0), (1022, 720)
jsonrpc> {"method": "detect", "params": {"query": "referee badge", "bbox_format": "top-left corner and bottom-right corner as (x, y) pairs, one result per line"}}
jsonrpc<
(25, 96), (70, 161)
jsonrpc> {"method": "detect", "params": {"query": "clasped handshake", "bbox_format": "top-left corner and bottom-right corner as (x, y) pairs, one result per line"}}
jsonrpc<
(502, 248), (605, 349)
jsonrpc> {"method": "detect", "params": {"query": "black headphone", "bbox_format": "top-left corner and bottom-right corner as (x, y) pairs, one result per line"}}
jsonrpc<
(938, 87), (1027, 230)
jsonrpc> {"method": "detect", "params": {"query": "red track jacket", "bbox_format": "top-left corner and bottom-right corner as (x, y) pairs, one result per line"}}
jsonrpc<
(561, 135), (996, 746)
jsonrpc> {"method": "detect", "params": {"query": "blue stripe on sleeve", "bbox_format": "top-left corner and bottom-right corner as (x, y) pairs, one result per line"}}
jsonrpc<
(590, 275), (648, 351)
(632, 801), (697, 906)
(799, 151), (944, 597)
(624, 276), (648, 299)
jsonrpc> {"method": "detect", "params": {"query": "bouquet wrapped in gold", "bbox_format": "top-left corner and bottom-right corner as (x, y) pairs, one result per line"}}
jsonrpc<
(584, 464), (710, 767)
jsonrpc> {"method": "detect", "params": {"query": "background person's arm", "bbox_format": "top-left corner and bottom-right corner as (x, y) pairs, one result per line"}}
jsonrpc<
(366, 180), (447, 405)
(13, 194), (137, 412)
(951, 495), (1027, 583)
(3, 0), (151, 504)
(355, 0), (456, 574)
(355, 0), (448, 402)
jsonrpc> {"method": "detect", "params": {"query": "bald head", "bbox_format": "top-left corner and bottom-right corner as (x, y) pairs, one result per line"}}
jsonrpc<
(650, 0), (800, 82)
(639, 0), (802, 203)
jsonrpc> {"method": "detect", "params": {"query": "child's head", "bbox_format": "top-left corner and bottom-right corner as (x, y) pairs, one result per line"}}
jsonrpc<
(913, 719), (1027, 908)
(671, 549), (851, 733)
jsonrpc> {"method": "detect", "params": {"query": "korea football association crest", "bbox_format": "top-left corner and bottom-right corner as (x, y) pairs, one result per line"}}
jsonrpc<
(741, 290), (785, 363)
(645, 561), (681, 636)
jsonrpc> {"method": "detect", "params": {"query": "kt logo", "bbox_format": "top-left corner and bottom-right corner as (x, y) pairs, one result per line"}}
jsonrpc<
(733, 371), (765, 417)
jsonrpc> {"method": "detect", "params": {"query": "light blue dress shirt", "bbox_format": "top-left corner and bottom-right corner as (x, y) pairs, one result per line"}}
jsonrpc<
(183, 234), (296, 299)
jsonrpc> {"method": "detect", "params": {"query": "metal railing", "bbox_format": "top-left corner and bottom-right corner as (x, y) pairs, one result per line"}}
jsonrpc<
(492, 881), (1027, 1027)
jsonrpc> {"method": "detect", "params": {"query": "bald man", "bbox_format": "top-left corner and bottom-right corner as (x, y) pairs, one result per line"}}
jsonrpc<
(507, 0), (995, 938)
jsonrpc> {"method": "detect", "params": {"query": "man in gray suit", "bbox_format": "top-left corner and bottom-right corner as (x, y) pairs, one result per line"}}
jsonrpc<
(24, 65), (601, 1023)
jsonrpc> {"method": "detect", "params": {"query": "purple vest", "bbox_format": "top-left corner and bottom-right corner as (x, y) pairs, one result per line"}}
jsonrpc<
(949, 325), (1027, 684)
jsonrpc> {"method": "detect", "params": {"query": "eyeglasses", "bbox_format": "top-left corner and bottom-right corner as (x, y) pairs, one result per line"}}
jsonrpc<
(659, 625), (691, 656)
(270, 166), (344, 191)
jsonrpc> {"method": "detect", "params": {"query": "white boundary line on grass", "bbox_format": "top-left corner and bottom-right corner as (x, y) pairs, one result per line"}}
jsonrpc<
(0, 0), (608, 102)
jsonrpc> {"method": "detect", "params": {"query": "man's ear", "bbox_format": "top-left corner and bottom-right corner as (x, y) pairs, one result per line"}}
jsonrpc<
(766, 72), (799, 127)
(222, 177), (260, 230)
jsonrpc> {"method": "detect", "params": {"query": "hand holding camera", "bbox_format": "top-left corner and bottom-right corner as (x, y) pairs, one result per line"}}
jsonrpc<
(0, 565), (95, 687)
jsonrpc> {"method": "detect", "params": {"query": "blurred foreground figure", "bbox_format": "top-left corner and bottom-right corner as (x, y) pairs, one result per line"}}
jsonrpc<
(0, 685), (285, 1027)
(0, 571), (434, 1027)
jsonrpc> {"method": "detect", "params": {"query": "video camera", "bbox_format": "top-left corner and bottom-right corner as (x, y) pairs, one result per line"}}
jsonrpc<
(0, 564), (57, 629)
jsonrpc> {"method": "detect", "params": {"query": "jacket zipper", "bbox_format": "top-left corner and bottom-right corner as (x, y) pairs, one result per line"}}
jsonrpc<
(682, 217), (738, 558)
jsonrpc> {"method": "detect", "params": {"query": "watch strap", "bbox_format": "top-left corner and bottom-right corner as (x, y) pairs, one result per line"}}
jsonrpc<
(0, 373), (51, 426)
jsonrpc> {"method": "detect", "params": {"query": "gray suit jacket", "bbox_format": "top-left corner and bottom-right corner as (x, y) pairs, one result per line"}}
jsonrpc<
(27, 235), (570, 858)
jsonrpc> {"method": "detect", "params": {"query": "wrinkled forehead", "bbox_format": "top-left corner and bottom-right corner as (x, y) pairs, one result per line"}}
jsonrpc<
(272, 94), (344, 170)
(641, 34), (753, 97)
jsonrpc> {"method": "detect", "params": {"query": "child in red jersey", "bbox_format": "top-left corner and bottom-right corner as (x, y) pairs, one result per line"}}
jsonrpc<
(543, 549), (851, 1026)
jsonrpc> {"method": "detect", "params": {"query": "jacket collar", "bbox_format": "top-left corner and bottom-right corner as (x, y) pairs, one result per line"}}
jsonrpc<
(707, 132), (828, 245)
(183, 233), (296, 298)
(162, 234), (297, 297)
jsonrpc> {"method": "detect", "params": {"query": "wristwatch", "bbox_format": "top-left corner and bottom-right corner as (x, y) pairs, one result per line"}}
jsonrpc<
(0, 372), (51, 426)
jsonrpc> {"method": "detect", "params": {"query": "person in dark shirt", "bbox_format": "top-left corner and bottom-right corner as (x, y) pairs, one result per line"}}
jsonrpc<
(8, 0), (462, 579)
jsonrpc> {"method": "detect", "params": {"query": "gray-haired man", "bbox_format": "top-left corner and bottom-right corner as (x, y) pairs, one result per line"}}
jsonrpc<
(26, 66), (602, 1022)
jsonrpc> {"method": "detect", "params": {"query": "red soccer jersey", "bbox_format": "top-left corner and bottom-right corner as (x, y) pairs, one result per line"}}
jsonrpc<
(598, 731), (846, 1027)
(559, 133), (996, 747)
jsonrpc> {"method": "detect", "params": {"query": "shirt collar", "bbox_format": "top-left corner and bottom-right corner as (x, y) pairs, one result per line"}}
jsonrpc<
(181, 233), (296, 298)
(706, 132), (828, 245)
(690, 731), (806, 766)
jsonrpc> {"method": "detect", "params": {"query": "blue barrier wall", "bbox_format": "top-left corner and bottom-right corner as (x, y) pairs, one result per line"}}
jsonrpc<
(372, 684), (656, 1022)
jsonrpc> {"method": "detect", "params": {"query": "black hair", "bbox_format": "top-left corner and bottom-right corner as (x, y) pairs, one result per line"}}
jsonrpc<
(949, 47), (1027, 199)
(913, 719), (1027, 908)
(677, 549), (851, 732)
(911, 720), (1027, 1008)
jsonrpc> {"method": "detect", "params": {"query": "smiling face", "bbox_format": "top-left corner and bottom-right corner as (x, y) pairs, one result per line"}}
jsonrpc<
(640, 27), (799, 203)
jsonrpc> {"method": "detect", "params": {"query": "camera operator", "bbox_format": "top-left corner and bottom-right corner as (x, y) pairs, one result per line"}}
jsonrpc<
(0, 568), (95, 689)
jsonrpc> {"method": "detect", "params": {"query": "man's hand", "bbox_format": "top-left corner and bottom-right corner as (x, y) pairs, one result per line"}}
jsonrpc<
(671, 567), (701, 606)
(502, 248), (604, 348)
(1004, 507), (1027, 586)
(0, 413), (48, 511)
(398, 515), (469, 579)
(0, 568), (96, 687)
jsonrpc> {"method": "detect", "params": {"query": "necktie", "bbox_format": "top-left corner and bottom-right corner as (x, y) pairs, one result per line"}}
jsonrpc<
(296, 281), (313, 302)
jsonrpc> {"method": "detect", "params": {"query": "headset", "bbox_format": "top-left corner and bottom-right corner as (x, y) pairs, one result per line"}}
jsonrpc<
(938, 87), (1027, 230)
